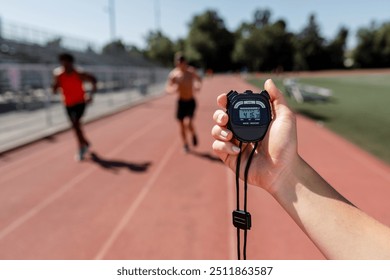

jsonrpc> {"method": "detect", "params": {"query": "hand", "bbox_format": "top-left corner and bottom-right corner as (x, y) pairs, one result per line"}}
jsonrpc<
(85, 93), (93, 104)
(165, 83), (178, 95)
(211, 79), (298, 194)
(194, 82), (202, 93)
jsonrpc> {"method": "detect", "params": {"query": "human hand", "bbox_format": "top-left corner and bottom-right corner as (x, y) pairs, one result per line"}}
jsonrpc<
(211, 79), (298, 194)
(85, 93), (93, 104)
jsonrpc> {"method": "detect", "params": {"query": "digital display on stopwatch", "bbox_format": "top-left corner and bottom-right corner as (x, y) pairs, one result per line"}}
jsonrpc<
(239, 108), (260, 120)
(227, 90), (272, 142)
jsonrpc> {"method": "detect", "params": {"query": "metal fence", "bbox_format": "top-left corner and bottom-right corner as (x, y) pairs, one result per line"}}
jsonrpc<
(0, 63), (169, 152)
(0, 18), (99, 52)
(0, 63), (168, 106)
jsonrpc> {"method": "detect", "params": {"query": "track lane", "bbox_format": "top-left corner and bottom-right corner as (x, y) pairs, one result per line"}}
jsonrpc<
(0, 75), (389, 260)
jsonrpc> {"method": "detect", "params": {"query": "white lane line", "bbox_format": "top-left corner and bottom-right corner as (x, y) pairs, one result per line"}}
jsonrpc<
(94, 139), (179, 260)
(226, 168), (236, 260)
(0, 106), (143, 182)
(0, 145), (73, 184)
(0, 118), (164, 241)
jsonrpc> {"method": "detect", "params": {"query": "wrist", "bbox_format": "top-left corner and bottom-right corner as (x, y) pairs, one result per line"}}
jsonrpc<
(268, 154), (305, 200)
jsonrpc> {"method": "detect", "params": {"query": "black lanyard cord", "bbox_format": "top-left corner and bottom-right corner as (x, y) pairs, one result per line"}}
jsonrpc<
(244, 142), (258, 212)
(234, 141), (258, 260)
(235, 142), (243, 211)
(235, 141), (243, 260)
(243, 142), (258, 260)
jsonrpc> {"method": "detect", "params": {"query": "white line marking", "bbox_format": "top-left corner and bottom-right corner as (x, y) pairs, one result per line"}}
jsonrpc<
(226, 168), (236, 260)
(0, 146), (72, 183)
(0, 108), (142, 183)
(0, 118), (164, 241)
(94, 139), (179, 260)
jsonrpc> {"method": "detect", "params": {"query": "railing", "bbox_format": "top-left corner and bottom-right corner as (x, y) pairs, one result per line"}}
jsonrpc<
(0, 63), (168, 96)
(0, 63), (169, 152)
(0, 18), (99, 52)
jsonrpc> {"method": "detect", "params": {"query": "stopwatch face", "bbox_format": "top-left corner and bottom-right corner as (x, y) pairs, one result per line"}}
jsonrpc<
(227, 90), (272, 142)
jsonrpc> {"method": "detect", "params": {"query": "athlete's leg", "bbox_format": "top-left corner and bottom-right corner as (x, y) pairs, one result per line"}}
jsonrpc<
(66, 104), (90, 161)
(179, 119), (188, 142)
(71, 119), (89, 148)
(180, 120), (189, 152)
(188, 117), (198, 146)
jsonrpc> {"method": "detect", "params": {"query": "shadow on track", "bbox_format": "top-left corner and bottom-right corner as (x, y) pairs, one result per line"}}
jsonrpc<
(188, 150), (222, 163)
(89, 152), (152, 173)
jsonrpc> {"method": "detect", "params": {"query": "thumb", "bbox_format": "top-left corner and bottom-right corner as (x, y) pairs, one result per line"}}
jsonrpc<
(264, 79), (294, 121)
(264, 79), (288, 107)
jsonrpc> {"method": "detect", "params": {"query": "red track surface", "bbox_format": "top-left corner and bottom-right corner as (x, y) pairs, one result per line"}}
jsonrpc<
(0, 75), (389, 260)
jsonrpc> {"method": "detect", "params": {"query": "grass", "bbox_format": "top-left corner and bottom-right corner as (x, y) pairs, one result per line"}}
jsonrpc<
(247, 73), (390, 164)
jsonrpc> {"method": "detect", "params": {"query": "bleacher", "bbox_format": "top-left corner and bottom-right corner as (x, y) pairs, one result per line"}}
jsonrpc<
(0, 37), (154, 67)
(0, 18), (169, 113)
(283, 78), (333, 103)
(0, 17), (157, 67)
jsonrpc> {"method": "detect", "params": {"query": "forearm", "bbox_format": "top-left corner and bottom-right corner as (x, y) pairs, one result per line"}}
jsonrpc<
(272, 155), (390, 259)
(165, 83), (176, 94)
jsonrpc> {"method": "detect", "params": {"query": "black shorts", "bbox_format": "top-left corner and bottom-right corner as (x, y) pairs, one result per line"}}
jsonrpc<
(66, 103), (86, 123)
(176, 99), (196, 120)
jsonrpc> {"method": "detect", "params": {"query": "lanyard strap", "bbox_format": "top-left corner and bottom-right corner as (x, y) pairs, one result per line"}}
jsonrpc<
(233, 141), (258, 260)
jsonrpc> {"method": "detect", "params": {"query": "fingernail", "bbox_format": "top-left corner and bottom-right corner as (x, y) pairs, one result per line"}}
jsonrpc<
(217, 114), (224, 122)
(221, 130), (228, 137)
(232, 146), (241, 153)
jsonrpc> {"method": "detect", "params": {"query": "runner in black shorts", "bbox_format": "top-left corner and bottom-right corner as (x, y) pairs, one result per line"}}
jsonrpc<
(52, 53), (97, 161)
(166, 53), (202, 152)
(66, 102), (86, 124)
(177, 99), (196, 121)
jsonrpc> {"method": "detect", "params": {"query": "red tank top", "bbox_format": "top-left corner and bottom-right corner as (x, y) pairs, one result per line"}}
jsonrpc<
(57, 70), (85, 106)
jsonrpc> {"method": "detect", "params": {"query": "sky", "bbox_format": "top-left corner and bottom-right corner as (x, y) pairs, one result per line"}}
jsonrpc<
(1, 0), (390, 50)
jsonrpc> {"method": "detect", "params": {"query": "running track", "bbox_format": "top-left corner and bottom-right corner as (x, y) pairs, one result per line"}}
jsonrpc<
(0, 75), (389, 260)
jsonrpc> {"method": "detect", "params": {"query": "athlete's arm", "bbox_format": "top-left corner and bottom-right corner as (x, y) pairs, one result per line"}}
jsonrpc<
(79, 72), (97, 93)
(192, 69), (202, 93)
(165, 70), (177, 94)
(211, 79), (390, 259)
(187, 66), (202, 93)
(52, 75), (60, 94)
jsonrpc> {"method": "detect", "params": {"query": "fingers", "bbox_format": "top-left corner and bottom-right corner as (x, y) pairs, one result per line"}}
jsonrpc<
(212, 109), (228, 127)
(212, 140), (240, 158)
(211, 124), (233, 141)
(212, 107), (240, 161)
(217, 93), (227, 109)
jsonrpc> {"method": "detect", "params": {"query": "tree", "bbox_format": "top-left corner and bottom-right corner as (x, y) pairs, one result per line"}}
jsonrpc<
(102, 40), (127, 55)
(254, 9), (271, 28)
(294, 14), (328, 70)
(144, 31), (175, 67)
(232, 9), (294, 71)
(185, 10), (234, 71)
(325, 27), (349, 69)
(374, 23), (390, 67)
(354, 22), (390, 68)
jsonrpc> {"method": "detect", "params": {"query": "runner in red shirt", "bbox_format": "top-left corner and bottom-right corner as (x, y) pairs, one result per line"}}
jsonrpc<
(52, 53), (97, 161)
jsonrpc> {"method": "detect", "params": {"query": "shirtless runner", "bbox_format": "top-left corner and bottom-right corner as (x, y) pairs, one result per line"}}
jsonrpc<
(166, 52), (202, 152)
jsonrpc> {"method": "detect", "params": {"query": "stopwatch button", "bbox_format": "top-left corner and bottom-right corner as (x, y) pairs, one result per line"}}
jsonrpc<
(262, 90), (270, 100)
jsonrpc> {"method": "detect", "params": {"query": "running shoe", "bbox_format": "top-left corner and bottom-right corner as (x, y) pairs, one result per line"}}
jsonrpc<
(192, 135), (198, 147)
(75, 145), (89, 161)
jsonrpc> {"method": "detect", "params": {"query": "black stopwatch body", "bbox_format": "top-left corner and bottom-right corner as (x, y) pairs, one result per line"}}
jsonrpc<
(227, 90), (272, 143)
